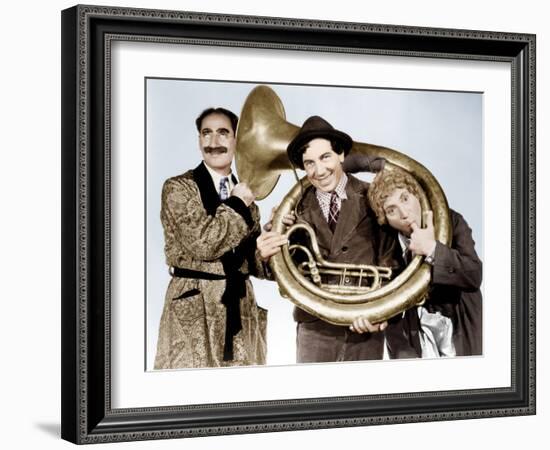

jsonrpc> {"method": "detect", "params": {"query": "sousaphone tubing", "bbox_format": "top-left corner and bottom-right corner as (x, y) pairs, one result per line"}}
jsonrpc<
(236, 85), (452, 325)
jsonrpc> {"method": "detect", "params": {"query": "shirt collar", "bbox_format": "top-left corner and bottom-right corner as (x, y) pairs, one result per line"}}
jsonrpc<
(398, 232), (410, 254)
(315, 173), (349, 202)
(204, 162), (234, 193)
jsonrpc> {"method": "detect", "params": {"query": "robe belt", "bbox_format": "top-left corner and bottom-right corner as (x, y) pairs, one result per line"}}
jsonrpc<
(170, 266), (249, 361)
(171, 266), (227, 280)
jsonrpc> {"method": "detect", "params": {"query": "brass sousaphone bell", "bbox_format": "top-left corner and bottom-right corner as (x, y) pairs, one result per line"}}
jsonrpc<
(236, 85), (452, 326)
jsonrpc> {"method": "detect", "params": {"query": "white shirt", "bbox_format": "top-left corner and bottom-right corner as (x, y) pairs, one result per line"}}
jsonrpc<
(397, 232), (456, 358)
(204, 163), (235, 196)
(315, 173), (348, 222)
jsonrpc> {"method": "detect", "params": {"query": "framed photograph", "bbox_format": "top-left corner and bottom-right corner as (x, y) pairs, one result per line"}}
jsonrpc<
(61, 4), (535, 444)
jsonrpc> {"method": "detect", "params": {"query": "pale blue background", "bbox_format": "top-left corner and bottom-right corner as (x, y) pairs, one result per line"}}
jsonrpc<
(146, 79), (483, 369)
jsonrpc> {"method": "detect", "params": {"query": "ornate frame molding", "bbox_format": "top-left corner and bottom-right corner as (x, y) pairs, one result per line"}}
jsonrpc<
(61, 5), (535, 444)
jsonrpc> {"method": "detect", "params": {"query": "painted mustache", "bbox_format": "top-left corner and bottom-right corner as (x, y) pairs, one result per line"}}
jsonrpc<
(204, 146), (228, 154)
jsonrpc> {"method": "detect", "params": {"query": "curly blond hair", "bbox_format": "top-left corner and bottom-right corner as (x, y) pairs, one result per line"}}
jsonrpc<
(368, 168), (422, 225)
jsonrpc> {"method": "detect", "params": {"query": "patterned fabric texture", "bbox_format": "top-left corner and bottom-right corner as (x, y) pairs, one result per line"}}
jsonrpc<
(291, 174), (400, 361)
(154, 168), (267, 369)
(315, 173), (348, 221)
(328, 191), (340, 232)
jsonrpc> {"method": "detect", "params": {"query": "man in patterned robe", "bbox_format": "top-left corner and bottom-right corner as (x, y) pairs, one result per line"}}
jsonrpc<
(154, 107), (267, 369)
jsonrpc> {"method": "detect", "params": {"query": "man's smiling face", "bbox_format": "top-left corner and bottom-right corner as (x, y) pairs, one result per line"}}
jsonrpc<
(198, 113), (236, 175)
(302, 138), (345, 193)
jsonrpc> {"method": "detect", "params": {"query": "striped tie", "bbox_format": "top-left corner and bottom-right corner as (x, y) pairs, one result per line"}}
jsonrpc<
(328, 191), (339, 232)
(219, 177), (229, 200)
(403, 237), (411, 263)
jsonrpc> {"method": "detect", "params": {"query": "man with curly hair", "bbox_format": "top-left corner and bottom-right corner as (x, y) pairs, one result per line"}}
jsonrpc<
(362, 168), (483, 358)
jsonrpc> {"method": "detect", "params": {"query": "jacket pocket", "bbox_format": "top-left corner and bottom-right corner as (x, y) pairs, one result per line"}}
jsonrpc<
(172, 288), (201, 301)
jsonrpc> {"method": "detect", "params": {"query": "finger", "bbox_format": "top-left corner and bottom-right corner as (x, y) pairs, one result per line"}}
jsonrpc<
(264, 247), (282, 258)
(282, 214), (296, 226)
(260, 242), (284, 256)
(423, 210), (434, 230)
(350, 318), (361, 333)
(261, 232), (287, 242)
(354, 317), (371, 333)
(261, 237), (288, 249)
(259, 231), (283, 239)
(257, 233), (279, 246)
(263, 222), (273, 232)
(409, 221), (420, 232)
(363, 318), (377, 333)
(363, 317), (384, 333)
(380, 321), (388, 331)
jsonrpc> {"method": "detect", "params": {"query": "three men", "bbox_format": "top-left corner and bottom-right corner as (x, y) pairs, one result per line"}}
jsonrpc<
(257, 116), (397, 363)
(367, 169), (483, 357)
(154, 108), (267, 369)
(155, 105), (482, 368)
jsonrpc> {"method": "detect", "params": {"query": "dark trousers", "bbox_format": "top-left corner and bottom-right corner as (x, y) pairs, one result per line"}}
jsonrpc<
(384, 312), (422, 359)
(296, 319), (385, 363)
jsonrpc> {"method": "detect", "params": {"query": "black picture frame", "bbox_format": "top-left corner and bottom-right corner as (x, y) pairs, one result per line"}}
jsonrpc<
(61, 4), (536, 444)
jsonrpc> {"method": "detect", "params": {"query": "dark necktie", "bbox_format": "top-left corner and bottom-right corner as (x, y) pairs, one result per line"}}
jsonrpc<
(403, 237), (412, 263)
(328, 191), (340, 232)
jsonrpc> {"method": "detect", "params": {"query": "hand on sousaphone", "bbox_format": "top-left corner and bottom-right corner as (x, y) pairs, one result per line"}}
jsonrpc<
(262, 206), (296, 232)
(257, 207), (296, 262)
(349, 317), (388, 334)
(231, 182), (256, 206)
(342, 154), (386, 174)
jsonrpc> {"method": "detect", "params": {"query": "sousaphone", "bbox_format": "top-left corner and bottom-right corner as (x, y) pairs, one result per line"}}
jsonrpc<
(236, 85), (452, 325)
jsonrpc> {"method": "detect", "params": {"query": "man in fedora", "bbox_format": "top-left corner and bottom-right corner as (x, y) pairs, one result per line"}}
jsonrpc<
(257, 115), (397, 363)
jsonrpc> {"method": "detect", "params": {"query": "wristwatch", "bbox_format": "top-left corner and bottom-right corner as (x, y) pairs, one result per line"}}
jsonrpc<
(424, 249), (436, 265)
(424, 244), (436, 265)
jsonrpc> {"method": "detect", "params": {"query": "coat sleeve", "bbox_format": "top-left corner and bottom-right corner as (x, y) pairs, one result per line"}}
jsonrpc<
(376, 224), (401, 275)
(245, 203), (273, 280)
(432, 210), (482, 291)
(161, 178), (252, 261)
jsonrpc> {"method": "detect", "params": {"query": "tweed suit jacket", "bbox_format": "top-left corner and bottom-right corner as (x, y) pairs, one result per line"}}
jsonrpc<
(292, 174), (399, 323)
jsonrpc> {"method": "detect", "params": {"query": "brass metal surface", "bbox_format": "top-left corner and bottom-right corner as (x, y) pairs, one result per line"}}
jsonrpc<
(236, 85), (451, 325)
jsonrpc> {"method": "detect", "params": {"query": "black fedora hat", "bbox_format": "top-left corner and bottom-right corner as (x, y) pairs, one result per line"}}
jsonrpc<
(287, 115), (352, 169)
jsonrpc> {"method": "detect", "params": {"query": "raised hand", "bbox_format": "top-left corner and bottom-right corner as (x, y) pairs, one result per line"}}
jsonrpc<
(408, 210), (437, 257)
(342, 154), (386, 173)
(256, 231), (288, 262)
(263, 206), (296, 232)
(231, 182), (255, 206)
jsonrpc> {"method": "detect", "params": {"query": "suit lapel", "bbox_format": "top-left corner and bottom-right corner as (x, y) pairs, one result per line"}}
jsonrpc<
(298, 176), (370, 257)
(298, 188), (332, 253)
(330, 175), (368, 255)
(192, 162), (220, 216)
